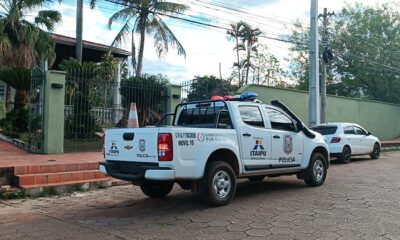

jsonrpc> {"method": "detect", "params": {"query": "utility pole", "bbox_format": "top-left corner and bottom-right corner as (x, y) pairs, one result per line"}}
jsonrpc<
(319, 8), (335, 124)
(76, 0), (83, 63)
(309, 0), (320, 127)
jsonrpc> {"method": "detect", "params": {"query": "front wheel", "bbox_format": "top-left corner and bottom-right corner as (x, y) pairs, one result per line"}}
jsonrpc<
(370, 143), (380, 160)
(304, 152), (327, 187)
(205, 161), (237, 207)
(140, 180), (174, 198)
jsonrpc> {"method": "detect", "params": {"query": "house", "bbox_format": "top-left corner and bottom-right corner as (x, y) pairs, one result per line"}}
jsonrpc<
(0, 34), (130, 117)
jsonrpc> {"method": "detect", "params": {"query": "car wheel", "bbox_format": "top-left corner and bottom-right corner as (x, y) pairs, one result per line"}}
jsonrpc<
(338, 146), (351, 164)
(370, 143), (380, 160)
(304, 152), (327, 187)
(205, 161), (236, 206)
(140, 180), (174, 198)
(248, 176), (265, 182)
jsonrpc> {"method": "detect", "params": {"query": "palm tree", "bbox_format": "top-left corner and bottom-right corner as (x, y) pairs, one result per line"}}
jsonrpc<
(227, 21), (245, 86)
(240, 23), (262, 85)
(92, 0), (188, 77)
(0, 0), (61, 109)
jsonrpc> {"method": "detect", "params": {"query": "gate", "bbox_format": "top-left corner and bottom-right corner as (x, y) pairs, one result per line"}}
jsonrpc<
(64, 68), (168, 152)
(27, 70), (45, 153)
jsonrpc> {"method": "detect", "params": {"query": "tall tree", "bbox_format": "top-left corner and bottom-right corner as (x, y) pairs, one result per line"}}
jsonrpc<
(288, 3), (400, 103)
(0, 0), (62, 109)
(251, 45), (284, 86)
(92, 0), (188, 77)
(240, 23), (262, 85)
(227, 21), (245, 86)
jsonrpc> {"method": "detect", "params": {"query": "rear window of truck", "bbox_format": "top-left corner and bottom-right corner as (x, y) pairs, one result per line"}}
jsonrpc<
(311, 126), (338, 135)
(176, 101), (230, 128)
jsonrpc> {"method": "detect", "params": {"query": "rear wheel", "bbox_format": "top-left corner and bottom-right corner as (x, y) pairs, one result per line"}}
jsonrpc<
(304, 152), (327, 187)
(248, 176), (265, 182)
(140, 180), (174, 198)
(370, 143), (380, 160)
(337, 146), (351, 164)
(205, 161), (236, 206)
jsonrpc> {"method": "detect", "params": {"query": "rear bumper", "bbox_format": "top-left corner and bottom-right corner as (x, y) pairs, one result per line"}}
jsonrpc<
(100, 161), (174, 181)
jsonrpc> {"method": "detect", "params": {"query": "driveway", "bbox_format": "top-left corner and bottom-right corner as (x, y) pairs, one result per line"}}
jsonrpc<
(1, 152), (399, 240)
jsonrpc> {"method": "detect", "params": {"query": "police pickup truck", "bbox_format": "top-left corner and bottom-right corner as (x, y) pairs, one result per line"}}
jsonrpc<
(100, 94), (329, 206)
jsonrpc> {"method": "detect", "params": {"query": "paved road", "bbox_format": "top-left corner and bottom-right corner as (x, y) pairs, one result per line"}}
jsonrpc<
(1, 152), (400, 240)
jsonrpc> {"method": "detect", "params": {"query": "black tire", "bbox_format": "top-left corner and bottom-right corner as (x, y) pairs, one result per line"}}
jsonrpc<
(304, 152), (327, 187)
(248, 176), (265, 182)
(205, 161), (237, 207)
(337, 146), (351, 164)
(140, 181), (174, 198)
(370, 143), (381, 160)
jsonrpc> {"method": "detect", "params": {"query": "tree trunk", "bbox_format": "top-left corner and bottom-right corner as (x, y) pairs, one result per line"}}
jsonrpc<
(235, 38), (241, 85)
(5, 84), (12, 111)
(245, 44), (251, 85)
(14, 89), (28, 110)
(135, 15), (147, 78)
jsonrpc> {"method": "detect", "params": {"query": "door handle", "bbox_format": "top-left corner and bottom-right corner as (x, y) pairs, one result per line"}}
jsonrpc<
(273, 135), (280, 139)
(243, 133), (251, 137)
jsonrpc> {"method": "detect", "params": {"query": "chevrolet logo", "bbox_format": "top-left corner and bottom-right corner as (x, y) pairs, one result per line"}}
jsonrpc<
(124, 145), (133, 150)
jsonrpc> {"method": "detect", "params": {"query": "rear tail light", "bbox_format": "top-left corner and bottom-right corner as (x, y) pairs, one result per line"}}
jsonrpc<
(158, 133), (173, 161)
(330, 137), (341, 143)
(102, 133), (106, 159)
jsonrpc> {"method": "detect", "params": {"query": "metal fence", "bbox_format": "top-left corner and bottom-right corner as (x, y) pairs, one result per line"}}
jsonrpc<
(64, 68), (168, 152)
(28, 70), (45, 153)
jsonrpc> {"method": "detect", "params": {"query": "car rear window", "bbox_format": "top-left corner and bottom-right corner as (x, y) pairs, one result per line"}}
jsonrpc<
(176, 101), (230, 128)
(311, 126), (338, 135)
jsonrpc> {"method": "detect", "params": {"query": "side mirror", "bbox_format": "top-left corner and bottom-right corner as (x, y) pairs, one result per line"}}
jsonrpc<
(367, 131), (371, 136)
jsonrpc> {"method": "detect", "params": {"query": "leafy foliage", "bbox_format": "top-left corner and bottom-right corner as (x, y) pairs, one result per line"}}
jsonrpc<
(120, 74), (169, 126)
(0, 0), (61, 68)
(186, 75), (237, 101)
(0, 67), (31, 109)
(94, 0), (189, 77)
(288, 3), (400, 103)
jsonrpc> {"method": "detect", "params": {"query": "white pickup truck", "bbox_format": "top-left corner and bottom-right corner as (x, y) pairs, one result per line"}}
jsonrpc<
(100, 97), (329, 206)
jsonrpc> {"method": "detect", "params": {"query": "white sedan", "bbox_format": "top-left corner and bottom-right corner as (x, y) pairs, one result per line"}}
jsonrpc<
(311, 123), (381, 164)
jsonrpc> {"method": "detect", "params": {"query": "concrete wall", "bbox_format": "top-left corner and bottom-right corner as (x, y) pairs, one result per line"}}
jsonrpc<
(237, 84), (400, 140)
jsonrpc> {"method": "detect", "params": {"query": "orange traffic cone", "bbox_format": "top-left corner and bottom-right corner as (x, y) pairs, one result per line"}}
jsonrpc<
(127, 103), (139, 128)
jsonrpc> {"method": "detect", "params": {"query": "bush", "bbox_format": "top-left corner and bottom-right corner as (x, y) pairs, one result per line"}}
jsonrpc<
(0, 108), (29, 137)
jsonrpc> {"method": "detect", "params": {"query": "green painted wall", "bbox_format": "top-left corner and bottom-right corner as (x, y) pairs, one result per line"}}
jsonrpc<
(237, 84), (400, 140)
(43, 71), (66, 154)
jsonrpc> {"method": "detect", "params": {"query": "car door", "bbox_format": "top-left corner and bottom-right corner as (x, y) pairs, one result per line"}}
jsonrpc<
(343, 126), (361, 154)
(236, 105), (272, 172)
(354, 126), (374, 154)
(264, 107), (304, 168)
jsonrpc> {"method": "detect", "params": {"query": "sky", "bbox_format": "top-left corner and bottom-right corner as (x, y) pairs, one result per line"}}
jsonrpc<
(42, 0), (396, 84)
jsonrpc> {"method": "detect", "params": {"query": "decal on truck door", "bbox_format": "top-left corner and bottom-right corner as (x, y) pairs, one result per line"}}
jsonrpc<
(250, 138), (267, 159)
(283, 135), (293, 154)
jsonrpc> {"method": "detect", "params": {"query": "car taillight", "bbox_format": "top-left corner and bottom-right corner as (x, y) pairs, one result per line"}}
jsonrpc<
(102, 133), (105, 158)
(158, 133), (173, 161)
(330, 137), (341, 143)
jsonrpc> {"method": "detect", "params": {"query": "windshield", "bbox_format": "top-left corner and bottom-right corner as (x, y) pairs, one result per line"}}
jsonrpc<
(311, 126), (338, 135)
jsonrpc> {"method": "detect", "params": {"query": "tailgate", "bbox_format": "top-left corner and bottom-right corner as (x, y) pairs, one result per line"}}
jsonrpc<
(105, 128), (159, 163)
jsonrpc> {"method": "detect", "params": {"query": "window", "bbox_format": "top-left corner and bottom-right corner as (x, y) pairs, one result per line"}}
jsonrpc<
(265, 107), (296, 131)
(354, 126), (366, 135)
(343, 126), (355, 134)
(311, 126), (338, 135)
(239, 106), (264, 127)
(176, 102), (228, 128)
